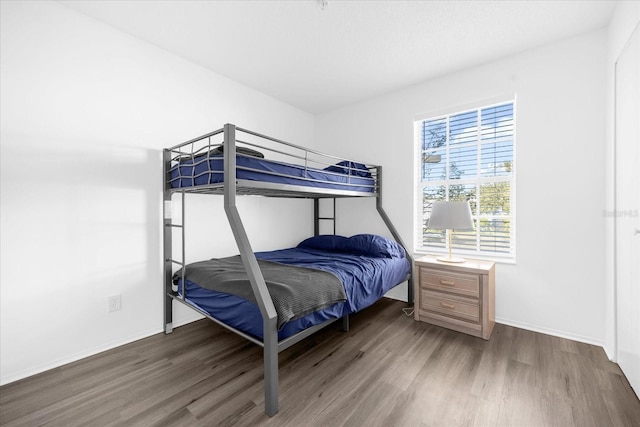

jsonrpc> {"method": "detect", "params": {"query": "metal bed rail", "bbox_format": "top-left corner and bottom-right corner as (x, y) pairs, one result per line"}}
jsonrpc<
(165, 124), (379, 197)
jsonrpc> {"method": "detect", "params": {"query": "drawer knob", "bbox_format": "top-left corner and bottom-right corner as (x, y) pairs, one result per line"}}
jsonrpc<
(440, 280), (455, 286)
(440, 302), (455, 309)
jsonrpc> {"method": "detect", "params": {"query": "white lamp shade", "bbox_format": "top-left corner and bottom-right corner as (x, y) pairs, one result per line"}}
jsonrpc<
(428, 201), (474, 230)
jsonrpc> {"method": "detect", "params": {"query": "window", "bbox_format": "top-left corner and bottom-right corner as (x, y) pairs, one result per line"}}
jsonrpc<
(415, 100), (515, 258)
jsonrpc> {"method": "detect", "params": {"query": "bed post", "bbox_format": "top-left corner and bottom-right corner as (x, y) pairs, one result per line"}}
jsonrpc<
(314, 199), (320, 236)
(375, 166), (414, 305)
(223, 124), (280, 417)
(163, 149), (174, 334)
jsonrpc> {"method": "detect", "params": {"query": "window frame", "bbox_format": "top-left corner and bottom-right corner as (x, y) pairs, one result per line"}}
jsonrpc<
(414, 96), (517, 261)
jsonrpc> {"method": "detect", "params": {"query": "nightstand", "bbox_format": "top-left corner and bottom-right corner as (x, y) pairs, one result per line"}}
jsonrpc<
(414, 255), (495, 340)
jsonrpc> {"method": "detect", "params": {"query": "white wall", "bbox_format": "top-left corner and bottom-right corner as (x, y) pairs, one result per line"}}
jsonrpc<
(604, 1), (640, 360)
(0, 0), (623, 386)
(316, 30), (608, 345)
(0, 1), (315, 385)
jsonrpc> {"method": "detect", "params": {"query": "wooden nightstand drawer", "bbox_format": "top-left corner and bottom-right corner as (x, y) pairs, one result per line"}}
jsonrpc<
(420, 267), (479, 298)
(419, 289), (479, 323)
(414, 256), (495, 340)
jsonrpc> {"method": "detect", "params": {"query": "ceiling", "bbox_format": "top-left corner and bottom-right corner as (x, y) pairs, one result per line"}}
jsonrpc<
(59, 0), (617, 114)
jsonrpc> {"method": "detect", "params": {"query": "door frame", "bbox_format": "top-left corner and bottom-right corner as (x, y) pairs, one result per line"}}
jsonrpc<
(613, 19), (640, 386)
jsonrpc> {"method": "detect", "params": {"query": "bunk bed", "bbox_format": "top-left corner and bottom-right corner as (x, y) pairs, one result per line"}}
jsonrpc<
(163, 124), (414, 417)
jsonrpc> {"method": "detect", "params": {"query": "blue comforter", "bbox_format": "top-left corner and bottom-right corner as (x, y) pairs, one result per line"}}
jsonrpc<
(256, 248), (410, 314)
(177, 247), (410, 340)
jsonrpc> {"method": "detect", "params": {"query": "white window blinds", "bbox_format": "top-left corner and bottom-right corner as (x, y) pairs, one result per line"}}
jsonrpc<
(415, 100), (515, 258)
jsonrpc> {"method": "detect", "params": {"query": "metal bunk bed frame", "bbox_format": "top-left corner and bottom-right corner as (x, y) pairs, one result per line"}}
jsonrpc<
(163, 123), (414, 416)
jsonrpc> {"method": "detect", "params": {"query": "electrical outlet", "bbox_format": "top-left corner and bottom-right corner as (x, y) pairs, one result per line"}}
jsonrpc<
(108, 295), (122, 312)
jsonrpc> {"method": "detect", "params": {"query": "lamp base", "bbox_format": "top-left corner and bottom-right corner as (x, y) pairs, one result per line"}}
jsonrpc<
(436, 255), (466, 263)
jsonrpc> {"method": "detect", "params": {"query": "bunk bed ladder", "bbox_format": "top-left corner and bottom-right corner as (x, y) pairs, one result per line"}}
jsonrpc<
(313, 198), (350, 332)
(163, 150), (185, 335)
(314, 198), (336, 236)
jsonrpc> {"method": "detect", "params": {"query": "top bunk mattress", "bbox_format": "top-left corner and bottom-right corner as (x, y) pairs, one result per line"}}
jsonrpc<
(165, 124), (378, 197)
(168, 153), (376, 194)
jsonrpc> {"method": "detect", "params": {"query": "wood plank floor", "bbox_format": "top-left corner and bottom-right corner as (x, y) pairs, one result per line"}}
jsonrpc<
(1, 299), (639, 426)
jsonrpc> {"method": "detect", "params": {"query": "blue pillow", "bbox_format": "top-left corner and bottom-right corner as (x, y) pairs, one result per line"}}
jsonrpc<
(324, 161), (372, 178)
(346, 234), (406, 259)
(297, 235), (350, 251)
(211, 145), (264, 158)
(297, 234), (405, 259)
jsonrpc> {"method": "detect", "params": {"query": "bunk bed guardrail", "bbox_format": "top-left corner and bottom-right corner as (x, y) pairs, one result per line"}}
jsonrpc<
(165, 125), (379, 198)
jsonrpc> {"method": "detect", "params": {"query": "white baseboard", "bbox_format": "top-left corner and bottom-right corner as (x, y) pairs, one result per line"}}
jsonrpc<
(172, 314), (204, 329)
(383, 294), (407, 302)
(382, 299), (605, 351)
(1, 312), (210, 387)
(0, 312), (609, 386)
(495, 316), (604, 348)
(603, 346), (617, 362)
(0, 326), (162, 386)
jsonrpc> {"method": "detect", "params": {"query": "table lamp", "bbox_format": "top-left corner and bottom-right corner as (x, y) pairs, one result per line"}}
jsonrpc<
(428, 201), (474, 263)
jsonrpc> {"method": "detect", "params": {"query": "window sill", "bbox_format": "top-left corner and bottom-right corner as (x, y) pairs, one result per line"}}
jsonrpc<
(413, 249), (516, 265)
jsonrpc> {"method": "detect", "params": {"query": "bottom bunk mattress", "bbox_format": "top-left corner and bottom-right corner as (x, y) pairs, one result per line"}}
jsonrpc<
(173, 235), (411, 341)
